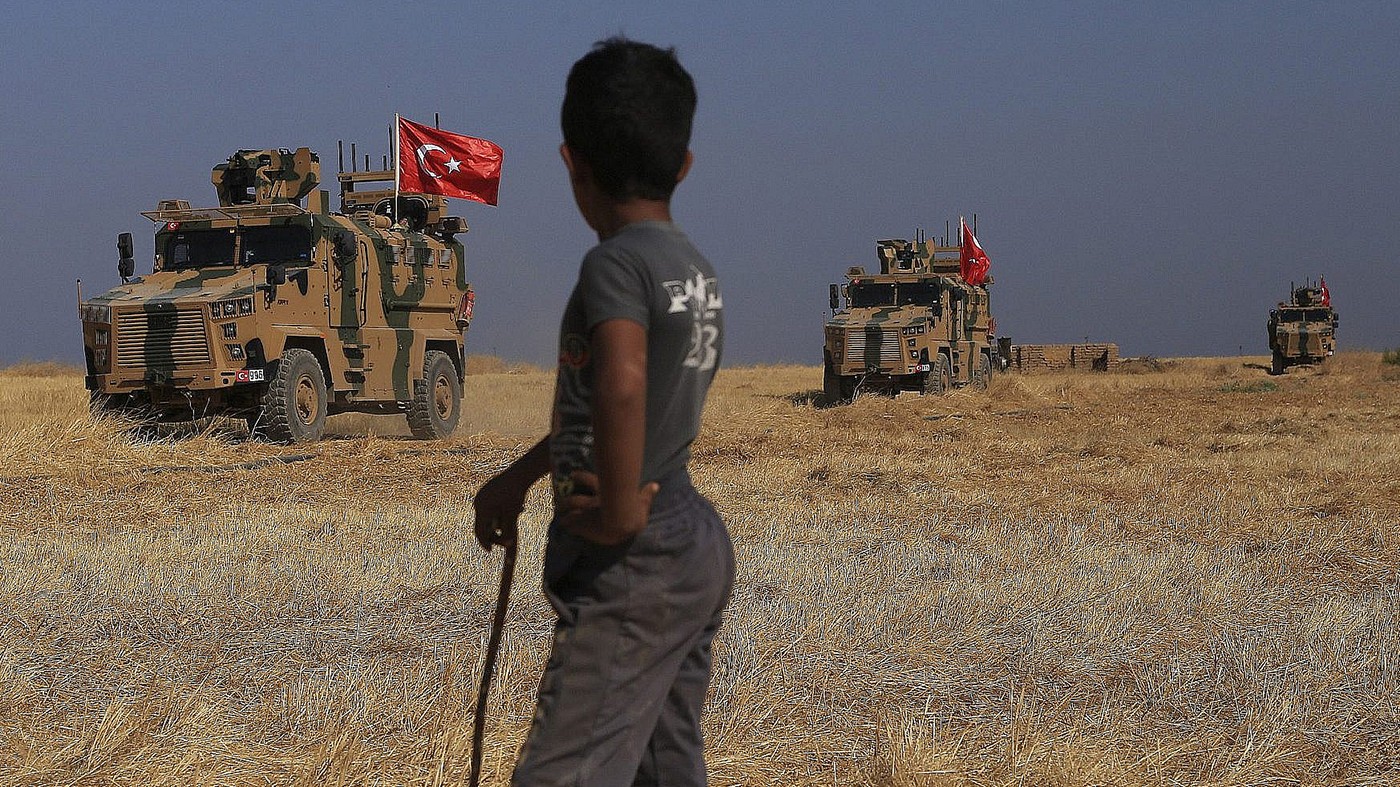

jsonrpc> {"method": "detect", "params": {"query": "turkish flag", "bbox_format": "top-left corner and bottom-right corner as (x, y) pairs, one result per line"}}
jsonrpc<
(960, 217), (990, 286)
(397, 116), (503, 206)
(1320, 276), (1330, 306)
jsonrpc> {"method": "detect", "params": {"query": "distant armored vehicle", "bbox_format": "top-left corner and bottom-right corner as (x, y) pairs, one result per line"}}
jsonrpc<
(823, 233), (995, 402)
(1267, 279), (1337, 375)
(79, 147), (476, 442)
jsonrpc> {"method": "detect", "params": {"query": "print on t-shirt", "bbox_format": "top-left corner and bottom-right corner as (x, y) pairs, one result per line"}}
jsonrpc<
(662, 268), (723, 372)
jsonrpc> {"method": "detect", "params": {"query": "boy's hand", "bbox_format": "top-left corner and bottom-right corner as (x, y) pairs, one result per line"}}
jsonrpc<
(471, 437), (552, 552)
(560, 469), (659, 545)
(473, 470), (527, 551)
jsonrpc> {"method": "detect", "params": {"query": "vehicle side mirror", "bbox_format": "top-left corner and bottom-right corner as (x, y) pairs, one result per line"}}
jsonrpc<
(332, 233), (357, 267)
(117, 232), (135, 280)
(829, 283), (840, 311)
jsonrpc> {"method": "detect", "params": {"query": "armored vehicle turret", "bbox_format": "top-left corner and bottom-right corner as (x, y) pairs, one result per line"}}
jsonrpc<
(78, 146), (477, 442)
(823, 231), (995, 402)
(1268, 279), (1337, 375)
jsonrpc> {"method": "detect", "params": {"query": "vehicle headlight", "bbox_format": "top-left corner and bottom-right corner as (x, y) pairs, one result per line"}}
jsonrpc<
(80, 304), (111, 324)
(212, 297), (254, 319)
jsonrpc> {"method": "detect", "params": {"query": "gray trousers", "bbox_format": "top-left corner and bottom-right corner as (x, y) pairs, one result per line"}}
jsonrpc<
(512, 471), (735, 787)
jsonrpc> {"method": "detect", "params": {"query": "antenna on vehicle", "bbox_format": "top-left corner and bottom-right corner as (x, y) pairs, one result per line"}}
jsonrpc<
(973, 213), (978, 235)
(351, 143), (357, 172)
(435, 112), (440, 129)
(338, 141), (345, 173)
(383, 155), (388, 170)
(946, 220), (951, 246)
(364, 154), (369, 171)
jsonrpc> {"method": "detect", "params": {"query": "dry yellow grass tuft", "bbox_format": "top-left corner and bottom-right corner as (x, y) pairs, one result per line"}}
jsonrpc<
(0, 360), (85, 378)
(1, 354), (1396, 785)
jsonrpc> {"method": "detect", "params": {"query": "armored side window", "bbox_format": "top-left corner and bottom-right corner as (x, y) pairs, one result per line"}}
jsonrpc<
(332, 232), (357, 267)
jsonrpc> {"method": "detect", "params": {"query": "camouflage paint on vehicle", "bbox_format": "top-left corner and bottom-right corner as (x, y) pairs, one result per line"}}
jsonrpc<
(1267, 281), (1337, 375)
(79, 147), (477, 441)
(823, 233), (996, 401)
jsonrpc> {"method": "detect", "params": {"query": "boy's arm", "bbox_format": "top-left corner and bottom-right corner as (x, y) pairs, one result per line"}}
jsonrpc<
(473, 436), (551, 550)
(564, 317), (658, 545)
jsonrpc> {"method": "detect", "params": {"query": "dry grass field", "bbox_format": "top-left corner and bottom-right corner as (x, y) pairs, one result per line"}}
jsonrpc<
(1, 353), (1397, 786)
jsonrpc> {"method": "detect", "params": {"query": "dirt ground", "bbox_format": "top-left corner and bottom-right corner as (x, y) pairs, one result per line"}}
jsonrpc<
(1, 353), (1396, 785)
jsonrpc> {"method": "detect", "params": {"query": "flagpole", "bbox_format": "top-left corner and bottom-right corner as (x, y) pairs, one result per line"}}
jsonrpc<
(393, 114), (400, 224)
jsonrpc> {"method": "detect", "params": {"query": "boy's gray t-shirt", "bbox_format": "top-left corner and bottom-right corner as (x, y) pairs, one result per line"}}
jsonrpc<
(550, 220), (723, 495)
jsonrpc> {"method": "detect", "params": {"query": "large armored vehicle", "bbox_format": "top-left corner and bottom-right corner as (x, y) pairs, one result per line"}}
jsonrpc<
(1267, 280), (1337, 375)
(78, 147), (476, 442)
(823, 233), (994, 402)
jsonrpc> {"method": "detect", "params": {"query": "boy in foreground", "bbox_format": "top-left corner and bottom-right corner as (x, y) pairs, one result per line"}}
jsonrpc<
(472, 38), (734, 786)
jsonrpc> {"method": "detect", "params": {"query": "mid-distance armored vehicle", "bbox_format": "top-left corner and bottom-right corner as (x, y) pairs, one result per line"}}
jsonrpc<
(1267, 280), (1337, 375)
(78, 147), (476, 442)
(823, 232), (994, 402)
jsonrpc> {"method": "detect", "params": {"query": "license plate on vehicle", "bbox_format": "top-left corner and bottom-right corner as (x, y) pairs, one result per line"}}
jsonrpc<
(235, 368), (265, 383)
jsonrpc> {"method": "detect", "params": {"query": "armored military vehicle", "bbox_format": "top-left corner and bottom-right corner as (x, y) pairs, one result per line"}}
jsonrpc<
(78, 147), (476, 442)
(1267, 280), (1337, 375)
(823, 232), (994, 402)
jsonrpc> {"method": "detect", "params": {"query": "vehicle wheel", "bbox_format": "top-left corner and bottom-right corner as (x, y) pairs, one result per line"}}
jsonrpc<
(922, 353), (951, 395)
(972, 352), (992, 391)
(823, 357), (855, 404)
(1271, 350), (1286, 376)
(407, 350), (461, 439)
(254, 348), (327, 443)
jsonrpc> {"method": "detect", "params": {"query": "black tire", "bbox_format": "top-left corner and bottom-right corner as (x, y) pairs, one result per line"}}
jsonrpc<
(88, 390), (132, 418)
(922, 353), (951, 395)
(407, 349), (461, 439)
(90, 391), (160, 439)
(972, 352), (992, 391)
(1271, 350), (1286, 376)
(253, 348), (327, 443)
(823, 357), (856, 405)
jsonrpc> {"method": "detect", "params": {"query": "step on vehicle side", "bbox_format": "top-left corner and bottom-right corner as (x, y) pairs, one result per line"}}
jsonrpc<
(823, 231), (995, 403)
(79, 147), (477, 442)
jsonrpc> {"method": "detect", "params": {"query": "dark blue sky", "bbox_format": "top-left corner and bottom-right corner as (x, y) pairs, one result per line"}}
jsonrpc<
(3, 2), (1396, 365)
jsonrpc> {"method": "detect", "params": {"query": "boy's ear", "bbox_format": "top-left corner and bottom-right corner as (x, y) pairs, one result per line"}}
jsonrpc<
(676, 150), (694, 185)
(560, 143), (587, 184)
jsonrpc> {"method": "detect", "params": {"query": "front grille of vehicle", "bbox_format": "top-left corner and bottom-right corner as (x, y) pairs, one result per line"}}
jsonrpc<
(843, 327), (904, 367)
(115, 309), (211, 367)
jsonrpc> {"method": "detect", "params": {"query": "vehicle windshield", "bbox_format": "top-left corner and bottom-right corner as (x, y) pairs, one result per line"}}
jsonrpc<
(162, 225), (313, 270)
(848, 281), (940, 308)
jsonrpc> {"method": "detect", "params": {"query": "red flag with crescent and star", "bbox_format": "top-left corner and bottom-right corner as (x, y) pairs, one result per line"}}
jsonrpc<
(396, 116), (502, 206)
(959, 217), (990, 286)
(1320, 276), (1331, 306)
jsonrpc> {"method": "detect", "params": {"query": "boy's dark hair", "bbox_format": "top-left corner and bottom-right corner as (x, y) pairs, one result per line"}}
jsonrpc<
(562, 37), (696, 201)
